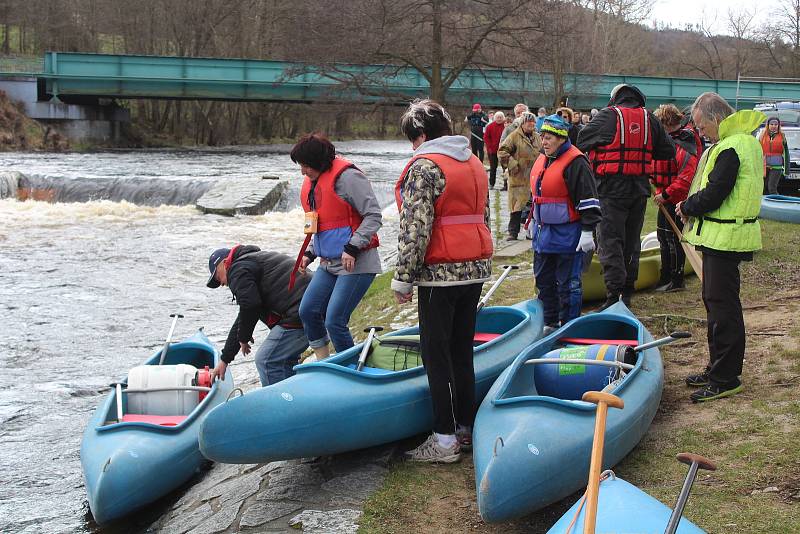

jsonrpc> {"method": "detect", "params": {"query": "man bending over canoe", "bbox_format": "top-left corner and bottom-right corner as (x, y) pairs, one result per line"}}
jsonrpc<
(206, 245), (312, 386)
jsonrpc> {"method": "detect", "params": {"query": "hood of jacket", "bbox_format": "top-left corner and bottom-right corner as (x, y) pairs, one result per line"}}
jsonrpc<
(609, 84), (646, 108)
(719, 110), (767, 140)
(414, 135), (472, 162)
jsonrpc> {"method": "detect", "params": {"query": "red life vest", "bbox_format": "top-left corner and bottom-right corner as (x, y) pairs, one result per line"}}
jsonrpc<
(395, 153), (493, 264)
(529, 145), (583, 224)
(760, 132), (785, 168)
(589, 106), (653, 177)
(300, 157), (379, 258)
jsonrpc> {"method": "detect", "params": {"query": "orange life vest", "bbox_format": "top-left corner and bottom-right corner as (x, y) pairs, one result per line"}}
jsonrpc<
(300, 157), (379, 259)
(760, 132), (785, 168)
(589, 106), (653, 176)
(395, 153), (493, 264)
(529, 145), (583, 224)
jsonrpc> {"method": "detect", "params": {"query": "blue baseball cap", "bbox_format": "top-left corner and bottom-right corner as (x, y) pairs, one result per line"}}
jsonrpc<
(206, 248), (230, 288)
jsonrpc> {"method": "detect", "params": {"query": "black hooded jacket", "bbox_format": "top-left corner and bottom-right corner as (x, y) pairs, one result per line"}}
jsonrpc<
(577, 85), (676, 198)
(221, 245), (312, 363)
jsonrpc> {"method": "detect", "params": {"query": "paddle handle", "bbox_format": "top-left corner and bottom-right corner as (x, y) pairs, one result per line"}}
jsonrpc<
(664, 453), (717, 534)
(477, 265), (518, 312)
(582, 392), (624, 534)
(633, 331), (691, 353)
(116, 383), (123, 422)
(658, 203), (703, 283)
(356, 326), (384, 371)
(159, 313), (184, 365)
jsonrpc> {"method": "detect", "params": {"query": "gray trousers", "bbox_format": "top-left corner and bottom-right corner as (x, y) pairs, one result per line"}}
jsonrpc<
(766, 168), (782, 195)
(597, 196), (647, 296)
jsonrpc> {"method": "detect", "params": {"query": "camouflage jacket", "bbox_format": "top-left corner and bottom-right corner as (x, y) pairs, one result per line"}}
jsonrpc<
(391, 157), (493, 293)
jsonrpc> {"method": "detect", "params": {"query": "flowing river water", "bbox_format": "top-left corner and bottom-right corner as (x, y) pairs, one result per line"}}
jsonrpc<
(0, 140), (448, 533)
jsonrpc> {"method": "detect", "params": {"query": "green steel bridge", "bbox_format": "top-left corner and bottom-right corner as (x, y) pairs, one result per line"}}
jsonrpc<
(3, 51), (800, 110)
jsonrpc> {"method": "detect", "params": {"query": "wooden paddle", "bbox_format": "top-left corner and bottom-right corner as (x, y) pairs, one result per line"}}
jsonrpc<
(581, 391), (625, 534)
(657, 203), (703, 283)
(664, 453), (717, 534)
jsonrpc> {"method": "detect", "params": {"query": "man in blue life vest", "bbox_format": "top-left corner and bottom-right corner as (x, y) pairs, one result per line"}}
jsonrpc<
(577, 84), (675, 309)
(529, 114), (601, 334)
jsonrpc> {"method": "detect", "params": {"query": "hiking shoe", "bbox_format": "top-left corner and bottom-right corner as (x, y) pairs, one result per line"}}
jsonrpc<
(456, 428), (473, 453)
(685, 371), (710, 387)
(406, 434), (461, 463)
(690, 381), (743, 403)
(665, 280), (685, 292)
(542, 324), (559, 336)
(595, 295), (620, 313)
(506, 234), (518, 241)
(655, 282), (672, 292)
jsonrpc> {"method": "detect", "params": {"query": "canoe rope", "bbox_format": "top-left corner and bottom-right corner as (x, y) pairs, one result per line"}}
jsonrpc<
(564, 469), (616, 534)
(226, 388), (243, 402)
(493, 436), (504, 457)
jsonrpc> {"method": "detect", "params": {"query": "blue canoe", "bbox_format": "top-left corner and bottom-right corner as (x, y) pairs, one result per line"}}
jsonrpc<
(199, 300), (544, 464)
(81, 330), (233, 525)
(760, 194), (800, 223)
(474, 302), (664, 523)
(547, 473), (704, 533)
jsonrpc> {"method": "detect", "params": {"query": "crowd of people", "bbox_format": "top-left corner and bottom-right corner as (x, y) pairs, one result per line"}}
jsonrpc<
(203, 84), (767, 463)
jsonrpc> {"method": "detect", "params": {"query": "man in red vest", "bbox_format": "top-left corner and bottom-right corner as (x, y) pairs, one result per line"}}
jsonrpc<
(393, 99), (493, 463)
(577, 84), (675, 309)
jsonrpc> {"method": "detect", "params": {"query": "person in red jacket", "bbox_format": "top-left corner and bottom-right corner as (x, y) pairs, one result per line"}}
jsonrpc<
(483, 111), (506, 189)
(651, 104), (702, 292)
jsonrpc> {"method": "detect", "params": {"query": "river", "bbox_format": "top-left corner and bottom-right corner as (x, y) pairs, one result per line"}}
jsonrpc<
(0, 140), (440, 533)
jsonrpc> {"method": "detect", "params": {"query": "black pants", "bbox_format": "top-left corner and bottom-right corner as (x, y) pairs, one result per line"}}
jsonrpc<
(656, 202), (685, 284)
(507, 211), (522, 238)
(488, 152), (498, 187)
(702, 252), (745, 385)
(766, 168), (782, 195)
(418, 283), (483, 434)
(470, 137), (485, 162)
(597, 196), (647, 295)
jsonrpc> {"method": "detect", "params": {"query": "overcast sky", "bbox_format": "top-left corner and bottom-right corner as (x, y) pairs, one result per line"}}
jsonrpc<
(649, 0), (781, 35)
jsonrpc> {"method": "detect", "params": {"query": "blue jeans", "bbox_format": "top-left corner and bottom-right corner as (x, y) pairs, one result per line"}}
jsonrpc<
(534, 251), (585, 327)
(254, 325), (309, 387)
(298, 269), (375, 352)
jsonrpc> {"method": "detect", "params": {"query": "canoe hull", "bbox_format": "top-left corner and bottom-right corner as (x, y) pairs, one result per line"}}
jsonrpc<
(81, 331), (232, 525)
(199, 300), (544, 464)
(760, 194), (800, 223)
(474, 303), (664, 523)
(547, 476), (705, 533)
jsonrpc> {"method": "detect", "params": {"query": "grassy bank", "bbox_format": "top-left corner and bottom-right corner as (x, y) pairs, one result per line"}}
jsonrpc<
(354, 202), (800, 533)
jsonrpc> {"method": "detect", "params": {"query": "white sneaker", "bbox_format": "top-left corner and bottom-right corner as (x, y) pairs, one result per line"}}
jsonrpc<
(542, 325), (559, 336)
(405, 434), (461, 463)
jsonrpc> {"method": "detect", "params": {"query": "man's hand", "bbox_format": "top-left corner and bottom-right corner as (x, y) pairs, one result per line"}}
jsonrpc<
(341, 251), (356, 272)
(299, 255), (311, 273)
(394, 290), (413, 304)
(210, 360), (228, 382)
(675, 201), (688, 224)
(653, 193), (666, 206)
(240, 341), (251, 355)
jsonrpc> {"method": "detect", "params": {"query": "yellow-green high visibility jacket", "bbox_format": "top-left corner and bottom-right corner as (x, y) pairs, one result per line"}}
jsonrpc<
(685, 110), (764, 253)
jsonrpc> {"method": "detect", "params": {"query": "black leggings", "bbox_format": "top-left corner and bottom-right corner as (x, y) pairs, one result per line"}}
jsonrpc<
(418, 283), (483, 434)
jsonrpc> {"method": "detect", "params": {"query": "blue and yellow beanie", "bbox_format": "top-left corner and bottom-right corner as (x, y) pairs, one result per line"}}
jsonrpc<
(540, 114), (570, 138)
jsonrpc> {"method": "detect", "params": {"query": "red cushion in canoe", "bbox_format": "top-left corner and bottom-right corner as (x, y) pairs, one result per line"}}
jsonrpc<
(474, 332), (502, 343)
(559, 337), (638, 346)
(121, 414), (188, 426)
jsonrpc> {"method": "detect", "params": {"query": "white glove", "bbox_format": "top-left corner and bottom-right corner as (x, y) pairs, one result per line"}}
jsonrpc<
(576, 230), (595, 253)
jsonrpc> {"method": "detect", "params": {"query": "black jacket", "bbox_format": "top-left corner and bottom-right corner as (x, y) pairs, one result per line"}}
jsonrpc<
(222, 245), (312, 363)
(577, 85), (676, 198)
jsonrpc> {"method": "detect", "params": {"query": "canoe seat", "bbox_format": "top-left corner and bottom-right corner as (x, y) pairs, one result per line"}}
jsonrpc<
(474, 332), (501, 344)
(559, 337), (637, 347)
(121, 414), (188, 427)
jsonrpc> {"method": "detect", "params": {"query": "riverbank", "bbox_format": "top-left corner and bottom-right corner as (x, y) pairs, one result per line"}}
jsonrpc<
(354, 205), (800, 533)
